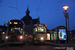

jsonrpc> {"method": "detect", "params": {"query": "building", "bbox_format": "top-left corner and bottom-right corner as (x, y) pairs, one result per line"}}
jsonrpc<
(21, 7), (40, 35)
(0, 24), (7, 42)
(70, 30), (75, 40)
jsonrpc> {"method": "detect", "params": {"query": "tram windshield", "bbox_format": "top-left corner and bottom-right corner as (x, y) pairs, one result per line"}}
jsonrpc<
(34, 27), (46, 33)
(8, 20), (24, 35)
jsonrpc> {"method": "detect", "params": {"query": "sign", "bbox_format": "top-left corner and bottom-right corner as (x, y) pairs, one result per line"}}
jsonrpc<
(63, 11), (69, 19)
(58, 29), (67, 40)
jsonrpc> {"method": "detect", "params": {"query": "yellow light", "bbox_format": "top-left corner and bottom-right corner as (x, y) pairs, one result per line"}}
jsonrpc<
(41, 29), (44, 31)
(63, 6), (69, 11)
(14, 22), (18, 24)
(10, 22), (12, 24)
(2, 32), (5, 34)
(36, 29), (37, 31)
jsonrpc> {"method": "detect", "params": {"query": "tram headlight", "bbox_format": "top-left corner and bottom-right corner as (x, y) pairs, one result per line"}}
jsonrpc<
(40, 37), (44, 40)
(20, 36), (23, 39)
(6, 36), (8, 39)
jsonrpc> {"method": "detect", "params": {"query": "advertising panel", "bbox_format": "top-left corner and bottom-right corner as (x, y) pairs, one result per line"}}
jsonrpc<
(58, 29), (67, 40)
(47, 33), (50, 40)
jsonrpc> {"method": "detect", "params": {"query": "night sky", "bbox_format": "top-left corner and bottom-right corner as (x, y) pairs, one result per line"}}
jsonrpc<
(0, 0), (75, 31)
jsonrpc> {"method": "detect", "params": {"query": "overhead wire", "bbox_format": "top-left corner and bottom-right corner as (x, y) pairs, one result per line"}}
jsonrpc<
(36, 0), (42, 16)
(16, 0), (21, 18)
(38, 0), (42, 10)
(0, 5), (17, 9)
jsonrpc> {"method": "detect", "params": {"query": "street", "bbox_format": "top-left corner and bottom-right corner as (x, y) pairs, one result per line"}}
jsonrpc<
(0, 42), (55, 50)
(0, 40), (75, 50)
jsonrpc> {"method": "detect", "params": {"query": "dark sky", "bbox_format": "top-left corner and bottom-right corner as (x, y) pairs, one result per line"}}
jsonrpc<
(0, 0), (75, 31)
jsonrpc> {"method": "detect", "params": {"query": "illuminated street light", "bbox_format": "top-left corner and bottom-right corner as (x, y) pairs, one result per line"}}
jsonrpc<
(63, 6), (69, 44)
(63, 6), (69, 11)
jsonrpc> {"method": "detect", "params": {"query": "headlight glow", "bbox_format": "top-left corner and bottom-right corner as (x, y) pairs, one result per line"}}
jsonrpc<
(20, 36), (23, 39)
(6, 36), (8, 39)
(41, 37), (44, 40)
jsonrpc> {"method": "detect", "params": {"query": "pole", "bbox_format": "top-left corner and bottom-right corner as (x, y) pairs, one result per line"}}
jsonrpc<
(68, 17), (69, 40)
(65, 10), (68, 44)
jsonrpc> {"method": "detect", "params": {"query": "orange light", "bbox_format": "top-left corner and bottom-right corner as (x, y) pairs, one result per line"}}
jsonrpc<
(63, 6), (69, 11)
(45, 24), (47, 27)
(30, 35), (31, 37)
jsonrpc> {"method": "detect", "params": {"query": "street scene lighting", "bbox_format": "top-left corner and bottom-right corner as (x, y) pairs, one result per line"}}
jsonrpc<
(63, 6), (69, 11)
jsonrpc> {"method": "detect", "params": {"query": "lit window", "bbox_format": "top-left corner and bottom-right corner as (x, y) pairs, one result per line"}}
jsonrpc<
(41, 29), (44, 31)
(36, 29), (37, 31)
(14, 22), (18, 24)
(10, 22), (12, 24)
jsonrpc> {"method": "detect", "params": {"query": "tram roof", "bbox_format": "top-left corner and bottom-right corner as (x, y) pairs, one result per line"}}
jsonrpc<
(51, 26), (66, 31)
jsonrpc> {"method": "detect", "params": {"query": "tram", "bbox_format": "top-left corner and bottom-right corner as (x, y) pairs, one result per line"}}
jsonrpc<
(33, 23), (47, 44)
(5, 19), (25, 44)
(0, 29), (6, 43)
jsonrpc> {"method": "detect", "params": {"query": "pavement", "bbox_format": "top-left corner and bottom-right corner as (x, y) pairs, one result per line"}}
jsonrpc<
(45, 41), (75, 47)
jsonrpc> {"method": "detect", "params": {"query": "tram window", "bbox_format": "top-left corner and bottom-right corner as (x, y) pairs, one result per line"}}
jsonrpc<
(37, 27), (46, 32)
(14, 22), (18, 24)
(10, 22), (12, 24)
(35, 28), (37, 31)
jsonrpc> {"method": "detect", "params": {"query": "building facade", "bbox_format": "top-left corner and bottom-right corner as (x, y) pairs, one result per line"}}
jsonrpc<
(21, 7), (40, 35)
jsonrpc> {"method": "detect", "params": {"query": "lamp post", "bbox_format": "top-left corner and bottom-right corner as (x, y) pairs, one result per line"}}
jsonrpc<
(63, 6), (69, 44)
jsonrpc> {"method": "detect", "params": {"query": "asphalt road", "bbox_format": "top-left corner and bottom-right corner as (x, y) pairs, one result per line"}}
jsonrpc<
(0, 41), (75, 50)
(0, 42), (59, 50)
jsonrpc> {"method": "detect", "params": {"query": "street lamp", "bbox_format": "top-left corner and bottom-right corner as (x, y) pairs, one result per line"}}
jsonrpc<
(63, 6), (69, 11)
(63, 6), (69, 44)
